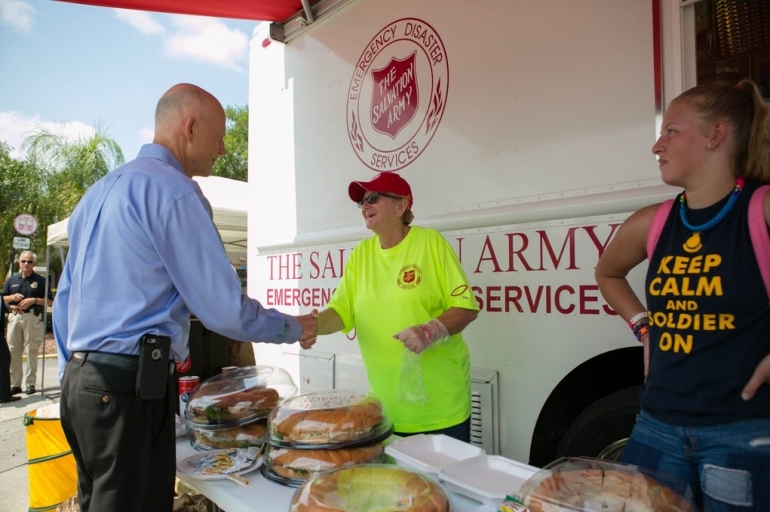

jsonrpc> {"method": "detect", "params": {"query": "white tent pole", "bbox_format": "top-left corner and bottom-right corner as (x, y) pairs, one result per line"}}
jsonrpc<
(41, 244), (50, 395)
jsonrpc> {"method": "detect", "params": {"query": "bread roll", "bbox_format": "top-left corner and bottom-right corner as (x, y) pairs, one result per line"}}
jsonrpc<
(290, 465), (450, 512)
(523, 469), (695, 512)
(270, 396), (383, 443)
(267, 444), (383, 481)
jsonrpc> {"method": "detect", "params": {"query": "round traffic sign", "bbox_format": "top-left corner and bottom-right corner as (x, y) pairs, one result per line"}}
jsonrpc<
(13, 214), (38, 236)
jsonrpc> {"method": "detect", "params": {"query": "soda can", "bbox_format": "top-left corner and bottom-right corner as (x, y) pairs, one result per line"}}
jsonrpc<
(178, 375), (200, 416)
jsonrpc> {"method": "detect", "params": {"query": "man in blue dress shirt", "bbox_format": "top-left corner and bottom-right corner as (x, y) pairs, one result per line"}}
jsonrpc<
(54, 83), (317, 512)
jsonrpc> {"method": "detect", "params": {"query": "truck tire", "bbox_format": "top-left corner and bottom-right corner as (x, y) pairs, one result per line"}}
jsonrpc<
(555, 386), (640, 461)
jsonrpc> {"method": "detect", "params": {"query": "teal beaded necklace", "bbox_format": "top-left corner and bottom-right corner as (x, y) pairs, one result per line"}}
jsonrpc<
(678, 177), (744, 251)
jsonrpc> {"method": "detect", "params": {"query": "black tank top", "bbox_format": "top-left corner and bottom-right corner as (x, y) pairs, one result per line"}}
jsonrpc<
(643, 181), (770, 426)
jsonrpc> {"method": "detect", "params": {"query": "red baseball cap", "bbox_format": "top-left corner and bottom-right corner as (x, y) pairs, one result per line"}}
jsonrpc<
(348, 172), (413, 208)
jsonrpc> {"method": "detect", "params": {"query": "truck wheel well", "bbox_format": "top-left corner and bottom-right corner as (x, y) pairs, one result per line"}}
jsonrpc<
(527, 346), (643, 467)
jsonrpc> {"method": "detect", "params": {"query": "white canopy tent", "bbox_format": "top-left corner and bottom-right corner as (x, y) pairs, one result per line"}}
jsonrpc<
(46, 175), (249, 261)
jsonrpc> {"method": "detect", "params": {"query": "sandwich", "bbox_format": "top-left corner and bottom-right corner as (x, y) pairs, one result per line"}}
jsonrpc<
(266, 443), (384, 481)
(269, 393), (384, 444)
(188, 387), (280, 424)
(191, 421), (267, 450)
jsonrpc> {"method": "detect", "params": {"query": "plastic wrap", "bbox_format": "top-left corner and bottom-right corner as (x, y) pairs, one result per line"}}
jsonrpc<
(262, 443), (386, 486)
(399, 350), (429, 404)
(268, 389), (393, 448)
(289, 464), (453, 512)
(395, 319), (450, 405)
(190, 420), (267, 451)
(185, 365), (297, 429)
(515, 457), (696, 512)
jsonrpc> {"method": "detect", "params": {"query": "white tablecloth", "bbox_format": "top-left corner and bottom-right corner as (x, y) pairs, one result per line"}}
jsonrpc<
(175, 437), (497, 512)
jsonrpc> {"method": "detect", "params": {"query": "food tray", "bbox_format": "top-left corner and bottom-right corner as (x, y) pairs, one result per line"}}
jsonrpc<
(438, 454), (538, 507)
(267, 389), (393, 449)
(289, 464), (454, 512)
(260, 463), (304, 488)
(385, 434), (484, 476)
(515, 457), (696, 512)
(185, 365), (296, 430)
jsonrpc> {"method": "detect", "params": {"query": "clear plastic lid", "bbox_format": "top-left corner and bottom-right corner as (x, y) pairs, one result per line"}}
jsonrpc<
(267, 389), (393, 448)
(190, 420), (268, 451)
(515, 457), (696, 512)
(262, 443), (386, 486)
(185, 365), (297, 429)
(289, 464), (453, 512)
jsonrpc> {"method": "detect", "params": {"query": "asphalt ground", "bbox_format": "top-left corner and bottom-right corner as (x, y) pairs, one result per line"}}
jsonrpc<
(0, 355), (62, 512)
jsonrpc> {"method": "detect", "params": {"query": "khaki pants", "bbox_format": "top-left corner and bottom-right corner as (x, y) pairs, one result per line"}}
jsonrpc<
(7, 311), (43, 388)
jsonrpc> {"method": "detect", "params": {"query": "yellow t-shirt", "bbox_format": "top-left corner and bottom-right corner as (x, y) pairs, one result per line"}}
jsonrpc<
(326, 225), (479, 432)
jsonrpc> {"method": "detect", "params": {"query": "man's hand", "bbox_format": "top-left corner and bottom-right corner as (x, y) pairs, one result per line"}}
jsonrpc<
(742, 353), (770, 401)
(18, 297), (35, 311)
(296, 313), (317, 350)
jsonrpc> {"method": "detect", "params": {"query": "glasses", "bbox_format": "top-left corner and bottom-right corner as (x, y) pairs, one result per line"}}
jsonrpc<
(20, 260), (34, 264)
(357, 192), (400, 208)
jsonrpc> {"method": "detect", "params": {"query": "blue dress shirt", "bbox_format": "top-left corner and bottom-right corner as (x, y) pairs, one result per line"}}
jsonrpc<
(54, 144), (300, 380)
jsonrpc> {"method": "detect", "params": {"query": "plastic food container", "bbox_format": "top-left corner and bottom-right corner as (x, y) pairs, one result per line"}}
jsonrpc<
(261, 443), (386, 487)
(515, 457), (696, 512)
(267, 389), (393, 449)
(190, 420), (267, 451)
(185, 365), (297, 429)
(438, 454), (538, 507)
(289, 463), (453, 512)
(385, 434), (484, 476)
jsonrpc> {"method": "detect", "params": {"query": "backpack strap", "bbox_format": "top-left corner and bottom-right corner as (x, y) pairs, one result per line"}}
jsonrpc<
(647, 199), (675, 259)
(748, 184), (770, 301)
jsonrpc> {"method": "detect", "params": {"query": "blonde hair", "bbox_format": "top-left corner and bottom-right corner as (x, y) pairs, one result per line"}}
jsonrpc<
(402, 208), (414, 226)
(676, 79), (770, 183)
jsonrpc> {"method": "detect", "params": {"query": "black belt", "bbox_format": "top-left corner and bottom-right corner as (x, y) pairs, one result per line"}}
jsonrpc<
(71, 351), (175, 374)
(72, 351), (139, 372)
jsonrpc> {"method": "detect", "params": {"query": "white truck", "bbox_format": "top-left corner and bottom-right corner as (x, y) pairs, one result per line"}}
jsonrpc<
(245, 0), (764, 467)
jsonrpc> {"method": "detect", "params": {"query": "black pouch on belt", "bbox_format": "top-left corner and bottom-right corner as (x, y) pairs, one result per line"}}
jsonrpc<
(135, 334), (171, 400)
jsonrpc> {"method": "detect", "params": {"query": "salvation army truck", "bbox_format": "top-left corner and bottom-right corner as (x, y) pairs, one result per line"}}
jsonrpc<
(245, 0), (769, 467)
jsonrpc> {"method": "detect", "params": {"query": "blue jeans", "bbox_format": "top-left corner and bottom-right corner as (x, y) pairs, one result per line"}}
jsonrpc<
(621, 410), (770, 511)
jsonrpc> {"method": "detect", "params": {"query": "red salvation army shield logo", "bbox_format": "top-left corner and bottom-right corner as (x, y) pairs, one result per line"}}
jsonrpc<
(371, 52), (418, 138)
(347, 18), (449, 172)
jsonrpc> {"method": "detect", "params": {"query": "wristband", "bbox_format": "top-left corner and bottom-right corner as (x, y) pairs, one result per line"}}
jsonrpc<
(632, 320), (649, 342)
(628, 312), (648, 329)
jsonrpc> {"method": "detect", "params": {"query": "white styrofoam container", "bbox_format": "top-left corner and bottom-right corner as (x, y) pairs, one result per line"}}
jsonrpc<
(385, 434), (485, 476)
(438, 454), (539, 507)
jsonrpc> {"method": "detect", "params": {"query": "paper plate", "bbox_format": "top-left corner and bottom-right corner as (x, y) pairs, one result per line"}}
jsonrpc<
(176, 448), (264, 480)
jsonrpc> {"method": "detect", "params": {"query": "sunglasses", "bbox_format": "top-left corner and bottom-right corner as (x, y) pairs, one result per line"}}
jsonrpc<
(357, 192), (401, 208)
(20, 260), (34, 264)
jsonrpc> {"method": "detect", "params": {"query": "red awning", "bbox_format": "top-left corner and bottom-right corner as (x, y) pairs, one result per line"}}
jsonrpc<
(54, 0), (305, 22)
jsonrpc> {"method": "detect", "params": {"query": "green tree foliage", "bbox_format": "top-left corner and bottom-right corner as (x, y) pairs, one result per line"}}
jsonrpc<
(213, 105), (248, 182)
(0, 127), (124, 280)
(0, 141), (47, 279)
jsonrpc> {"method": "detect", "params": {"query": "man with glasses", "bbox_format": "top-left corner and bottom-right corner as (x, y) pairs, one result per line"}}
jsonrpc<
(2, 251), (50, 395)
